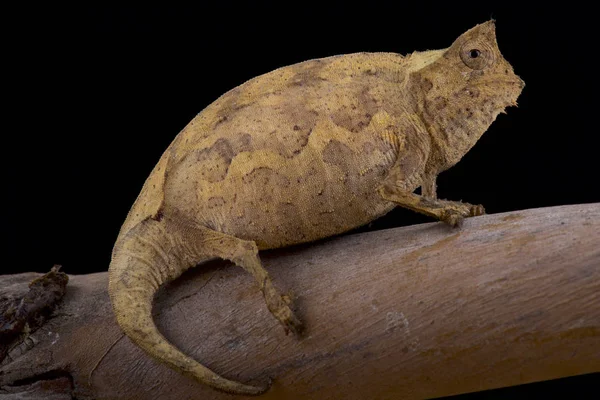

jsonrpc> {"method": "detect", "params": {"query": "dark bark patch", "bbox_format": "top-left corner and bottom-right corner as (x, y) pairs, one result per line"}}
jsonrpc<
(0, 266), (69, 364)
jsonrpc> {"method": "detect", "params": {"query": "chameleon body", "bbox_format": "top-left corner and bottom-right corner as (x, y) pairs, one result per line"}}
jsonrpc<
(109, 21), (524, 395)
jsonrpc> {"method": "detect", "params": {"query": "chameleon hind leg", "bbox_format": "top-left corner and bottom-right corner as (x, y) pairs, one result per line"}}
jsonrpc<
(200, 227), (303, 336)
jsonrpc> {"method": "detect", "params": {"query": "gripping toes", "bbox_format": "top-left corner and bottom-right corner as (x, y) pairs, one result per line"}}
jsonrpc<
(441, 202), (485, 227)
(441, 210), (465, 228)
(210, 232), (305, 340)
(469, 203), (485, 217)
(262, 281), (304, 337)
(279, 302), (304, 337)
(260, 280), (304, 337)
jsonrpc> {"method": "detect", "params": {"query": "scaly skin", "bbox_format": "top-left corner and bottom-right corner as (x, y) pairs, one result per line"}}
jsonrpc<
(109, 21), (524, 395)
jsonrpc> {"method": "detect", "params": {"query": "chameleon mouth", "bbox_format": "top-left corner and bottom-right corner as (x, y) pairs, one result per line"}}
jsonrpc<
(475, 70), (524, 86)
(481, 77), (525, 89)
(482, 77), (524, 107)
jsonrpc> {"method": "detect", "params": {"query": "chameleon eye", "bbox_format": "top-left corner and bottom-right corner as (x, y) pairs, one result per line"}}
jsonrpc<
(460, 41), (493, 70)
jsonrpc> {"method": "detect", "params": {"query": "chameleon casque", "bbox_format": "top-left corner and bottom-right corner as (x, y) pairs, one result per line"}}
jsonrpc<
(109, 21), (524, 395)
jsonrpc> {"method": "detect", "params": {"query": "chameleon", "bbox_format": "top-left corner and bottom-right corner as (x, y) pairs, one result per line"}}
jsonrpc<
(108, 20), (524, 395)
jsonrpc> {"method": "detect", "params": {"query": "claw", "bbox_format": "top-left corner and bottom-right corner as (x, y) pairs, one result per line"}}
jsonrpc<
(285, 313), (305, 338)
(442, 210), (464, 228)
(281, 294), (292, 305)
(470, 204), (486, 217)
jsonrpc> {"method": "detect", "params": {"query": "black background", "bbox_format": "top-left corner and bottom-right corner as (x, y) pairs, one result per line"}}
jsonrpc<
(5, 3), (598, 398)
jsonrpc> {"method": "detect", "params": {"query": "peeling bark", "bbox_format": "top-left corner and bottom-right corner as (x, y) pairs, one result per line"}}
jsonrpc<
(1, 266), (68, 364)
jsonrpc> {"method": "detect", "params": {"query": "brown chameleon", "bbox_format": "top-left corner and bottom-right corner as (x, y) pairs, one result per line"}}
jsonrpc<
(108, 20), (524, 395)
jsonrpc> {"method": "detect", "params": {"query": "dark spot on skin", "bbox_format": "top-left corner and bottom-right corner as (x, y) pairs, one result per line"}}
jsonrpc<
(394, 151), (422, 183)
(289, 59), (328, 87)
(322, 139), (355, 170)
(153, 209), (164, 222)
(236, 133), (253, 152)
(233, 103), (249, 112)
(433, 96), (448, 111)
(331, 87), (377, 132)
(195, 138), (235, 182)
(420, 77), (433, 92)
(362, 141), (375, 154)
(177, 132), (255, 187)
(272, 106), (315, 158)
(213, 87), (253, 124)
(215, 115), (228, 126)
(468, 88), (480, 98)
(242, 167), (291, 188)
(274, 202), (303, 241)
(207, 196), (226, 209)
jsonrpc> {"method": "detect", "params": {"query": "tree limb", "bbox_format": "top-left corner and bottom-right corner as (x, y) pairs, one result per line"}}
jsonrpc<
(1, 204), (599, 399)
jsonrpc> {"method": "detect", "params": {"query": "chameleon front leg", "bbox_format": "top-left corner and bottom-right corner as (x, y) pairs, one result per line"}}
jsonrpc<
(378, 181), (485, 227)
(420, 175), (437, 199)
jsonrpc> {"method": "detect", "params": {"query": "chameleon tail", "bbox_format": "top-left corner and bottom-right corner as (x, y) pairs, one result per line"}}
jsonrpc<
(108, 218), (268, 395)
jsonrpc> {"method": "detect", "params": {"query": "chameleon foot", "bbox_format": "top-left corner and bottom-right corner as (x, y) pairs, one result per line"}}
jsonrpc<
(263, 289), (304, 337)
(470, 203), (485, 217)
(441, 210), (465, 228)
(441, 202), (485, 227)
(281, 308), (304, 337)
(378, 185), (485, 227)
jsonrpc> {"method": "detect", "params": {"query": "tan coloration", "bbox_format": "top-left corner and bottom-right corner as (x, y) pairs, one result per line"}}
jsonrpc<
(109, 21), (524, 395)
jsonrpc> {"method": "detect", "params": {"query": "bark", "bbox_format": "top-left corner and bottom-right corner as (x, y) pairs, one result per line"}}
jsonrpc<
(1, 204), (599, 400)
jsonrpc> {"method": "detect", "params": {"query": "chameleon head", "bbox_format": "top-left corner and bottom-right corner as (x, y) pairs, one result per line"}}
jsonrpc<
(409, 20), (525, 171)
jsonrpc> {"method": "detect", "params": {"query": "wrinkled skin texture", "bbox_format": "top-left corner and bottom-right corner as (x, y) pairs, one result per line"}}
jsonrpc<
(109, 21), (524, 395)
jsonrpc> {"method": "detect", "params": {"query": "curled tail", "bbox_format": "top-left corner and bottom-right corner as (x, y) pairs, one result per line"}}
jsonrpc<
(108, 218), (268, 395)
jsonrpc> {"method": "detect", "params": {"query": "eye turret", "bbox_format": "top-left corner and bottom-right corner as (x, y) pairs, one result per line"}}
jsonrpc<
(459, 41), (495, 70)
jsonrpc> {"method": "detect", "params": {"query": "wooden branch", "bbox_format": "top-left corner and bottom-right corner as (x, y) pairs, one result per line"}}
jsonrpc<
(1, 204), (599, 399)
